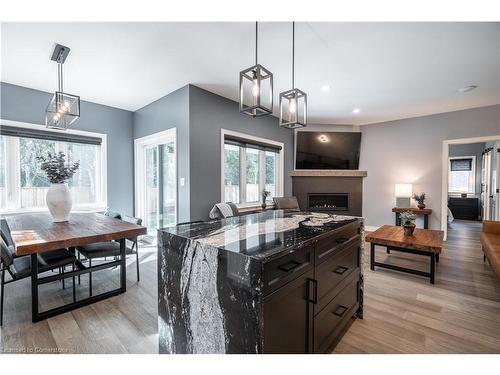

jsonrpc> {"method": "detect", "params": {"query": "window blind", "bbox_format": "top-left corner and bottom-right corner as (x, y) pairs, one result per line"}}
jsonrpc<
(450, 158), (472, 171)
(224, 135), (282, 153)
(0, 125), (102, 146)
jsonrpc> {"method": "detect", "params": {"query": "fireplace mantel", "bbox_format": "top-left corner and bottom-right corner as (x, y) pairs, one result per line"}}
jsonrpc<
(290, 170), (368, 177)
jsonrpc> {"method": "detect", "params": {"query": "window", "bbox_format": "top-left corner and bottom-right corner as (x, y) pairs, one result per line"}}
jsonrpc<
(0, 122), (106, 212)
(222, 130), (283, 206)
(449, 156), (476, 194)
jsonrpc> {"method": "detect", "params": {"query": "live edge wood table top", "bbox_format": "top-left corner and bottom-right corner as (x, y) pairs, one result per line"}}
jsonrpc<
(365, 225), (444, 253)
(391, 207), (432, 215)
(8, 213), (147, 256)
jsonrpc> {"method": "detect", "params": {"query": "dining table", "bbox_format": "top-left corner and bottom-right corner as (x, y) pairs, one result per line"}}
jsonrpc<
(7, 212), (147, 322)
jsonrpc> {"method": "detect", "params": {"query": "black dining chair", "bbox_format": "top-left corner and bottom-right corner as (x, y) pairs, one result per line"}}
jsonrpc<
(76, 213), (143, 296)
(0, 237), (77, 326)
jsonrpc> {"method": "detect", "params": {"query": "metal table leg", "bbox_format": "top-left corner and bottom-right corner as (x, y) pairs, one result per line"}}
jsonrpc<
(120, 238), (126, 292)
(30, 254), (39, 322)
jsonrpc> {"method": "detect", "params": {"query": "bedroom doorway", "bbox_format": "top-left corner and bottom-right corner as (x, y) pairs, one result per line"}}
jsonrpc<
(442, 135), (500, 240)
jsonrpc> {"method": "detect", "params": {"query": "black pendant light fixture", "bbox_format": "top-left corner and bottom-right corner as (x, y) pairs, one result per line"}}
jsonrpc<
(45, 44), (80, 130)
(239, 22), (274, 117)
(279, 22), (307, 129)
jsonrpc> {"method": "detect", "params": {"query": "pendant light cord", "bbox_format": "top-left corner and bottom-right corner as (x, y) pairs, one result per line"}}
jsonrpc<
(255, 21), (258, 66)
(57, 49), (64, 93)
(292, 21), (295, 89)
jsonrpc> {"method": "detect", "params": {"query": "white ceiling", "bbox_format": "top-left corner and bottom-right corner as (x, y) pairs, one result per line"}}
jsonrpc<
(1, 22), (499, 125)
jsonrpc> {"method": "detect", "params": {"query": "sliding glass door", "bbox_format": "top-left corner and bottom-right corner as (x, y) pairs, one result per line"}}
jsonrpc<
(135, 129), (177, 235)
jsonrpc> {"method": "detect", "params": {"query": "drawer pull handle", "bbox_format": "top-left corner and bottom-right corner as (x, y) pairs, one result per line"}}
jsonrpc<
(333, 305), (349, 317)
(278, 260), (302, 273)
(333, 266), (349, 275)
(335, 237), (350, 244)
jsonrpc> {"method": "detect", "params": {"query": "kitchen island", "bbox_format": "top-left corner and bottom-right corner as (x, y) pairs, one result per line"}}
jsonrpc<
(158, 210), (364, 354)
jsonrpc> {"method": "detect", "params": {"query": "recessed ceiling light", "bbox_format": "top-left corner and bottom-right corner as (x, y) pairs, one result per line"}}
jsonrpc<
(321, 84), (331, 92)
(458, 85), (478, 93)
(352, 108), (361, 114)
(318, 134), (329, 143)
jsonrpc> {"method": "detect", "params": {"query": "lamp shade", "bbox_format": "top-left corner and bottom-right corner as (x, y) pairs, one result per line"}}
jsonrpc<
(395, 183), (412, 198)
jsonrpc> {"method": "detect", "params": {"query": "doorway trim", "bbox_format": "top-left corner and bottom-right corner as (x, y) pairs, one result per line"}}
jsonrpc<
(134, 128), (178, 227)
(441, 134), (500, 240)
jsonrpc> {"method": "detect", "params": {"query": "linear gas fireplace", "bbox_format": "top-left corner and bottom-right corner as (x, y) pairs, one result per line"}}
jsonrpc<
(307, 193), (349, 212)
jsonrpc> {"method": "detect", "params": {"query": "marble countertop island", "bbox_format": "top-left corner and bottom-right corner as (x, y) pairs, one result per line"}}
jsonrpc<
(158, 210), (364, 353)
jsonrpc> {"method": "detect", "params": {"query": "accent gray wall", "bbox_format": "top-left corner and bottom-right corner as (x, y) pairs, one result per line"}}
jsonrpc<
(0, 82), (135, 215)
(133, 85), (191, 222)
(449, 142), (485, 197)
(188, 85), (294, 221)
(360, 105), (500, 229)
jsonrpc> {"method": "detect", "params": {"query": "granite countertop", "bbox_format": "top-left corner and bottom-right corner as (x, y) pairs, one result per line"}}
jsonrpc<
(160, 210), (359, 261)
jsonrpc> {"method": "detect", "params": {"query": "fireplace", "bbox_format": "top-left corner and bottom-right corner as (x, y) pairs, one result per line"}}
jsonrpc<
(291, 171), (366, 217)
(308, 193), (349, 212)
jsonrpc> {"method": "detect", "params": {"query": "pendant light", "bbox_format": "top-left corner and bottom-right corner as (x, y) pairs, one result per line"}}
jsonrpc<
(279, 22), (307, 129)
(45, 44), (80, 130)
(239, 22), (274, 117)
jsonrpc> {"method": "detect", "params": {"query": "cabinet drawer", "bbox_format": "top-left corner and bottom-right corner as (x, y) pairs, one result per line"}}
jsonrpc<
(263, 243), (314, 295)
(315, 242), (360, 312)
(315, 220), (360, 264)
(313, 277), (359, 353)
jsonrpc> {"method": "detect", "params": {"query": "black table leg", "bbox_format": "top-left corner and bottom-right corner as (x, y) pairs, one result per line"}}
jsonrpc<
(424, 214), (429, 229)
(370, 243), (375, 270)
(30, 254), (39, 323)
(436, 253), (439, 263)
(120, 238), (126, 292)
(430, 253), (435, 284)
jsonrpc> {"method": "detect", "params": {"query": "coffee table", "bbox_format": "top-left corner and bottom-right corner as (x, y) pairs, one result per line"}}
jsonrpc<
(365, 225), (444, 284)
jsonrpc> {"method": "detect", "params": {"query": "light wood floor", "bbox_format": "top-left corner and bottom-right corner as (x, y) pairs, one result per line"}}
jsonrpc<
(1, 220), (499, 354)
(335, 220), (500, 353)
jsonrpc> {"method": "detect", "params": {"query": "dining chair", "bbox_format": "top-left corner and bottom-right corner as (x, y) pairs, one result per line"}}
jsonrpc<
(2, 218), (71, 289)
(76, 213), (143, 296)
(273, 196), (301, 211)
(0, 237), (77, 326)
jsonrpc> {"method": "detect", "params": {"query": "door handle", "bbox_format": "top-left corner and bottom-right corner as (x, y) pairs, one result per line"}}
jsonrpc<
(333, 266), (349, 275)
(333, 305), (349, 317)
(307, 278), (318, 304)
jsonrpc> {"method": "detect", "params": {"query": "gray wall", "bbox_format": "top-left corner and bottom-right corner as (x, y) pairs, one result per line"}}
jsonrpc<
(0, 82), (135, 215)
(133, 85), (191, 222)
(360, 105), (500, 229)
(189, 85), (295, 221)
(449, 142), (485, 197)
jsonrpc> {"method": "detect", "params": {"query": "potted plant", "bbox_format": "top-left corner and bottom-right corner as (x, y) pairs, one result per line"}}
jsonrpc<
(37, 152), (80, 222)
(261, 190), (271, 210)
(413, 192), (426, 209)
(400, 211), (417, 236)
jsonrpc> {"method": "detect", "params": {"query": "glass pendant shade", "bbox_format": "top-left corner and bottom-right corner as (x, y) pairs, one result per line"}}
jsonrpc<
(239, 64), (273, 117)
(279, 22), (307, 129)
(45, 44), (80, 130)
(45, 91), (81, 130)
(279, 88), (307, 129)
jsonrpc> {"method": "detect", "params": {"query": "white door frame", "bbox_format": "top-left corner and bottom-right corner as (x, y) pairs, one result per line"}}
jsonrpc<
(134, 128), (177, 228)
(441, 134), (500, 240)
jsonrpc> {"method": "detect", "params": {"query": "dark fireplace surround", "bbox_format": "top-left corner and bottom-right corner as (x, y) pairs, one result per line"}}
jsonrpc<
(291, 171), (366, 217)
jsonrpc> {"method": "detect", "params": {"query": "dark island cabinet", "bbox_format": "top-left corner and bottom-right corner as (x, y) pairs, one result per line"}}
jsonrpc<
(262, 220), (362, 353)
(263, 270), (314, 354)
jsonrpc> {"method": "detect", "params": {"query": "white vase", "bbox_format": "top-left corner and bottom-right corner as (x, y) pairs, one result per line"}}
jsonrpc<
(46, 183), (72, 222)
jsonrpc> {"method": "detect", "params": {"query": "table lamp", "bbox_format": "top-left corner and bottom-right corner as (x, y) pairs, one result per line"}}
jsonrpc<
(395, 183), (412, 208)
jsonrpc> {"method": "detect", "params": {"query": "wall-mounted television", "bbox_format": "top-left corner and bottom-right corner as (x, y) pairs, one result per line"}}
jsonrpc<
(295, 131), (361, 170)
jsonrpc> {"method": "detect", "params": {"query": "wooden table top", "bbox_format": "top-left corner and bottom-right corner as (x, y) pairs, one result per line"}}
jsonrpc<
(7, 213), (147, 256)
(392, 207), (432, 215)
(365, 225), (444, 253)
